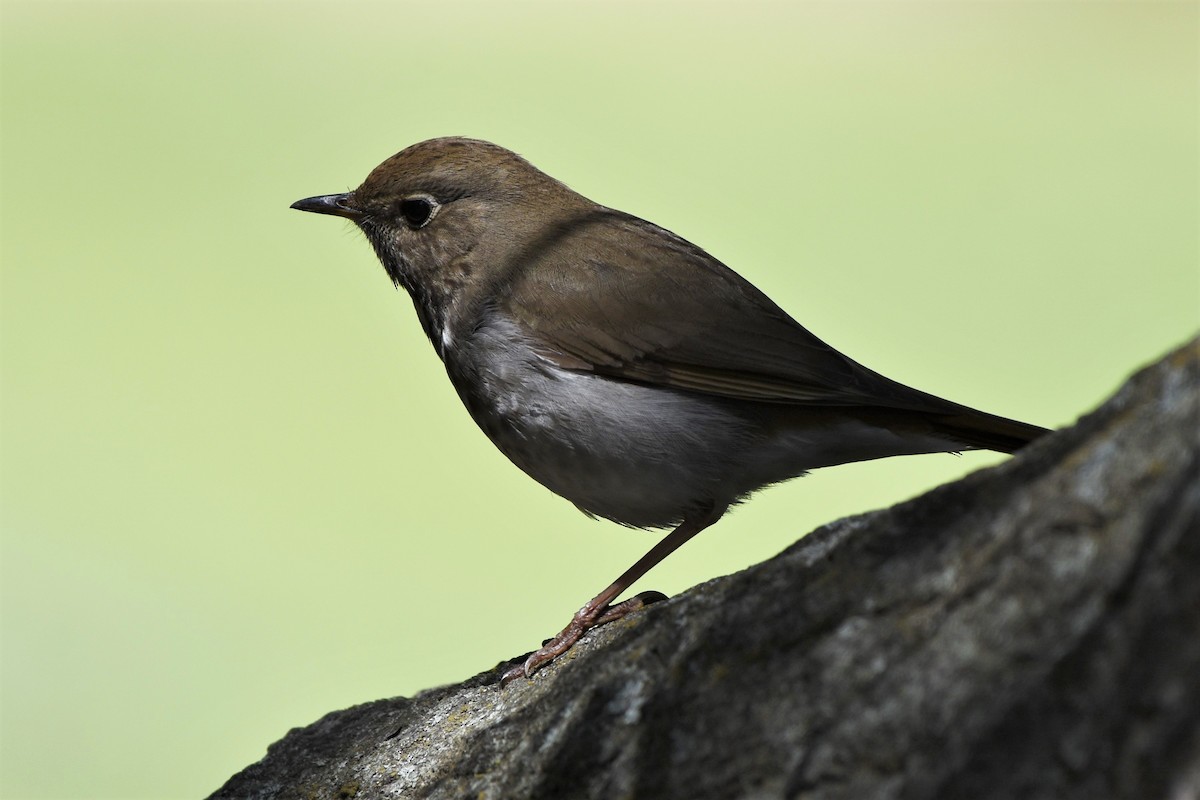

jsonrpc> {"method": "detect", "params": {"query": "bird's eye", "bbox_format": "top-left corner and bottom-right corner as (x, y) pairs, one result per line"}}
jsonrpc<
(399, 196), (437, 228)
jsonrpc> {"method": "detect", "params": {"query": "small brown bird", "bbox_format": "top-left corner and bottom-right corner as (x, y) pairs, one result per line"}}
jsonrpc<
(292, 137), (1050, 685)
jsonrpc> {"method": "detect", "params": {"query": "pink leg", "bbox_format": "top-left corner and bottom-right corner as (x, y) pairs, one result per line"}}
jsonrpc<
(500, 506), (725, 687)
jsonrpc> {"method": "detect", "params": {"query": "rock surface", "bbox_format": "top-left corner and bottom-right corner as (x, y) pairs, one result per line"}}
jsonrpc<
(211, 338), (1199, 800)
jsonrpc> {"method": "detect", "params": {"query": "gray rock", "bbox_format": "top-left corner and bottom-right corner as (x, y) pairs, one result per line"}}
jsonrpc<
(211, 337), (1200, 800)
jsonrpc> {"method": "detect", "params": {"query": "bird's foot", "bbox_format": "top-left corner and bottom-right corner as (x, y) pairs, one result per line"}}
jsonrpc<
(499, 590), (667, 687)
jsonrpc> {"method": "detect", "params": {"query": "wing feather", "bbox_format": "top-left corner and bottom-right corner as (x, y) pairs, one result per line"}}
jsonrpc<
(499, 208), (957, 413)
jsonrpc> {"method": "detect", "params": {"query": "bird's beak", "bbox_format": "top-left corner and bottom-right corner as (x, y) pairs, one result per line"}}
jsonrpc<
(290, 193), (363, 220)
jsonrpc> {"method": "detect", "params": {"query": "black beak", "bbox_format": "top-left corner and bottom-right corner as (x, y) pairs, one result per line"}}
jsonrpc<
(290, 193), (363, 220)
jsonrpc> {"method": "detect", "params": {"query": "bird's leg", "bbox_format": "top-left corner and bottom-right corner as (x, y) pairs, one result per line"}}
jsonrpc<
(500, 505), (724, 687)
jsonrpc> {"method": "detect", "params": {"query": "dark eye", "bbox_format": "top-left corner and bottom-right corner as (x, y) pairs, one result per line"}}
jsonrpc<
(399, 196), (436, 228)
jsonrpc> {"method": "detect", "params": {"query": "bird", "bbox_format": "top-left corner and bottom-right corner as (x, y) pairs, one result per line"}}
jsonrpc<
(291, 137), (1050, 685)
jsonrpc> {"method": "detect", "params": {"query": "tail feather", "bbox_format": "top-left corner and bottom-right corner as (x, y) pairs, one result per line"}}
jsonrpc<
(932, 410), (1051, 454)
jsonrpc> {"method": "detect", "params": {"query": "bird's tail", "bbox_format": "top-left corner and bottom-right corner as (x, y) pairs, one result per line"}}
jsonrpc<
(931, 409), (1051, 454)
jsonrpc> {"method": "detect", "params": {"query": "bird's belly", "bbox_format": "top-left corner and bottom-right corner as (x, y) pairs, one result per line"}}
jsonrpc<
(486, 370), (757, 528)
(450, 334), (756, 528)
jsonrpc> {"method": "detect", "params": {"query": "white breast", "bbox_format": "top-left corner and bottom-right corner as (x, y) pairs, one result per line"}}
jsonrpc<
(448, 315), (757, 528)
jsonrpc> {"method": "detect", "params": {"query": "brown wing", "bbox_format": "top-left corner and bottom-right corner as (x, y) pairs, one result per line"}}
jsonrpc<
(497, 207), (961, 413)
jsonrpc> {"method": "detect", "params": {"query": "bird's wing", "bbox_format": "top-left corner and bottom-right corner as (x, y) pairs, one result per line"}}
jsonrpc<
(498, 208), (955, 412)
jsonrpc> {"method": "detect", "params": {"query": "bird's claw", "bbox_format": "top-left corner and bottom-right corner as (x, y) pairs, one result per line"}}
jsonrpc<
(498, 590), (669, 688)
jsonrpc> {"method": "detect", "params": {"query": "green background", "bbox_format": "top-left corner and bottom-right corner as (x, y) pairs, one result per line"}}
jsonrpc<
(1, 2), (1196, 797)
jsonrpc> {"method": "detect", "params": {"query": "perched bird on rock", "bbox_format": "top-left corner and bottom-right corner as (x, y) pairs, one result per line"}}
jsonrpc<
(292, 137), (1050, 685)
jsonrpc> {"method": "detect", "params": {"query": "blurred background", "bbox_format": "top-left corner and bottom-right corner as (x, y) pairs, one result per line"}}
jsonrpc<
(1, 1), (1195, 797)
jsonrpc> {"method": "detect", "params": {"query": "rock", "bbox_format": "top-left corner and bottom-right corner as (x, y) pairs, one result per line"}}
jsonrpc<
(210, 338), (1200, 800)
